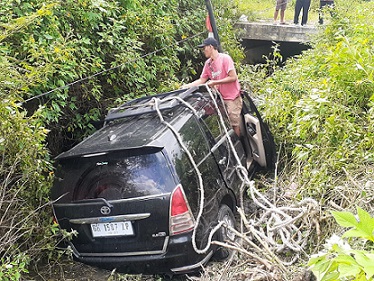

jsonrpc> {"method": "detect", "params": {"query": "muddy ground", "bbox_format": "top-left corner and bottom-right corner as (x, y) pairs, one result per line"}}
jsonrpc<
(24, 258), (199, 281)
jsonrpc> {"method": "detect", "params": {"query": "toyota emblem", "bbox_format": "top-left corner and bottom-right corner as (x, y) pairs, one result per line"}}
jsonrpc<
(100, 206), (111, 215)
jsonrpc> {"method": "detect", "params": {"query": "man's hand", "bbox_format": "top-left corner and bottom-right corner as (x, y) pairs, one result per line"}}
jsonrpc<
(180, 84), (191, 89)
(207, 80), (218, 89)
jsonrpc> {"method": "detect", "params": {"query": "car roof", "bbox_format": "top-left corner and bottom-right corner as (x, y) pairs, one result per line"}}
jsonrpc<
(56, 86), (208, 160)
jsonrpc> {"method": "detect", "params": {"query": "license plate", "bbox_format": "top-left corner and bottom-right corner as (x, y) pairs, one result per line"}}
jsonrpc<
(90, 221), (134, 237)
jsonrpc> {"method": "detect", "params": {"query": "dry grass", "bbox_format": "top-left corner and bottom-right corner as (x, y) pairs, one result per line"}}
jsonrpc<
(23, 163), (374, 281)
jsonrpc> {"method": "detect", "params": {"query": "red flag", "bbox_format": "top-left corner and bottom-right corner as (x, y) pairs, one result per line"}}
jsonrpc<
(205, 14), (213, 32)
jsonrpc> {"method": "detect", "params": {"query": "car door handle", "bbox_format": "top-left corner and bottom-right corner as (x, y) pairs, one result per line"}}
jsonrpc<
(219, 157), (227, 165)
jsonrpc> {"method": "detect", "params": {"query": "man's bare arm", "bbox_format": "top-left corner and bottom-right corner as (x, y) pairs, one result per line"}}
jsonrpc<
(181, 77), (209, 89)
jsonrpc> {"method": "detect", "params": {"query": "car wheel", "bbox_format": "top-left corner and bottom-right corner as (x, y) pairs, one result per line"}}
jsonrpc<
(213, 204), (236, 261)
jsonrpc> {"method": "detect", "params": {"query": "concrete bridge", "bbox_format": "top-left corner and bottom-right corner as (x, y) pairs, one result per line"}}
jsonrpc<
(236, 20), (319, 43)
(235, 20), (320, 64)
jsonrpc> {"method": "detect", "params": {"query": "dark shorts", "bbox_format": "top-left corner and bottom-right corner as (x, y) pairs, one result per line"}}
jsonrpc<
(276, 0), (287, 10)
(224, 95), (242, 127)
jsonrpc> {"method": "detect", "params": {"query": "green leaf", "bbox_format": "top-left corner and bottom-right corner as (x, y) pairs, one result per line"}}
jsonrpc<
(310, 259), (334, 281)
(364, 266), (374, 279)
(357, 272), (371, 281)
(334, 254), (357, 264)
(343, 229), (369, 239)
(357, 207), (373, 224)
(331, 210), (358, 228)
(354, 252), (374, 279)
(333, 208), (374, 241)
(356, 207), (374, 241)
(322, 270), (340, 281)
(308, 254), (327, 266)
(338, 263), (361, 278)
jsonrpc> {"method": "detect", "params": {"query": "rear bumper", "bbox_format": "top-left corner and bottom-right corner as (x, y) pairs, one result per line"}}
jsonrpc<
(69, 232), (213, 275)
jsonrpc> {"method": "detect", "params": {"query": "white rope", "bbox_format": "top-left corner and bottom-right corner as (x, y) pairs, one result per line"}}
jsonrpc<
(152, 96), (222, 254)
(203, 86), (319, 263)
(150, 86), (318, 263)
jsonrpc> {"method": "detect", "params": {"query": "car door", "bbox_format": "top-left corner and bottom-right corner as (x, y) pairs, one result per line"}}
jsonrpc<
(240, 91), (276, 170)
(199, 97), (246, 194)
(52, 149), (176, 257)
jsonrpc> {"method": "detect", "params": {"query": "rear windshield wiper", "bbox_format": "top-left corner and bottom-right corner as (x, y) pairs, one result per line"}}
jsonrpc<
(73, 197), (113, 208)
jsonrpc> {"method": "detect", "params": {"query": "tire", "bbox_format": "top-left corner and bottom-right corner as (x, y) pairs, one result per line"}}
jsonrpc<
(213, 205), (236, 261)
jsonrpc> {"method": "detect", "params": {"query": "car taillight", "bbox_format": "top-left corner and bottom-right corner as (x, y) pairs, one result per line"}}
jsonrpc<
(169, 185), (195, 236)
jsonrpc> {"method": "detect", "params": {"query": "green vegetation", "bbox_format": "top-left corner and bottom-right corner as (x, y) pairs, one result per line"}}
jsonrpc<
(253, 0), (374, 208)
(242, 1), (374, 279)
(0, 0), (241, 279)
(308, 208), (374, 280)
(1, 0), (374, 280)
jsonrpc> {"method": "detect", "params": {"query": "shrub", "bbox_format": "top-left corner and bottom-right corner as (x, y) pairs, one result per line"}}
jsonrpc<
(308, 207), (374, 281)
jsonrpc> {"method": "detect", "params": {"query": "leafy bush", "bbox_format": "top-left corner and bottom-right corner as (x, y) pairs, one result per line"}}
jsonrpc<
(1, 0), (242, 156)
(0, 59), (57, 279)
(1, 0), (203, 155)
(308, 207), (374, 281)
(251, 1), (374, 200)
(236, 2), (374, 275)
(0, 0), (243, 278)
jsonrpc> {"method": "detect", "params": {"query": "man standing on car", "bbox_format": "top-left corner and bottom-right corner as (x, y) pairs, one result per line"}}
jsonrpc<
(182, 37), (242, 137)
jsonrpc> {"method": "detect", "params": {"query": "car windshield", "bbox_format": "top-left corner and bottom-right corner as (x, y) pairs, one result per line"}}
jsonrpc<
(57, 150), (176, 201)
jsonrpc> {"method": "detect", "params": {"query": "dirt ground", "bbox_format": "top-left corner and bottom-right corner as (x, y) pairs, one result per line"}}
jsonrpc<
(24, 260), (117, 281)
(23, 258), (194, 281)
(23, 253), (315, 281)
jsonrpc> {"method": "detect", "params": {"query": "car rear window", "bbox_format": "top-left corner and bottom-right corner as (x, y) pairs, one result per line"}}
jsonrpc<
(57, 150), (175, 201)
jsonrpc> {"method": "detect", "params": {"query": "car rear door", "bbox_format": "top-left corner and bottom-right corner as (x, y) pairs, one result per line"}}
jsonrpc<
(52, 149), (176, 257)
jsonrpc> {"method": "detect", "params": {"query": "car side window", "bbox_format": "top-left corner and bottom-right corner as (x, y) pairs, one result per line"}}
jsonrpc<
(180, 116), (210, 161)
(173, 115), (221, 211)
(201, 99), (230, 141)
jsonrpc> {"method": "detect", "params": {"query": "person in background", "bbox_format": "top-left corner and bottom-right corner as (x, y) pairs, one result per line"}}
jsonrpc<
(181, 37), (242, 137)
(319, 0), (335, 24)
(293, 0), (312, 26)
(274, 0), (288, 24)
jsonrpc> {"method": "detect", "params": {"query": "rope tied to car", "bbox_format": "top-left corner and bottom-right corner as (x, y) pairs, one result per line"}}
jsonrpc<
(204, 86), (319, 265)
(152, 96), (224, 255)
(151, 86), (319, 266)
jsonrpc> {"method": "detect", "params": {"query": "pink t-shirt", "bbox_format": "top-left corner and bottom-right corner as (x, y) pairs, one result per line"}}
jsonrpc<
(200, 53), (241, 100)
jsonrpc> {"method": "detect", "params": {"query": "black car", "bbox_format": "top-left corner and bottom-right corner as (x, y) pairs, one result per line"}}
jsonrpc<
(51, 85), (275, 275)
